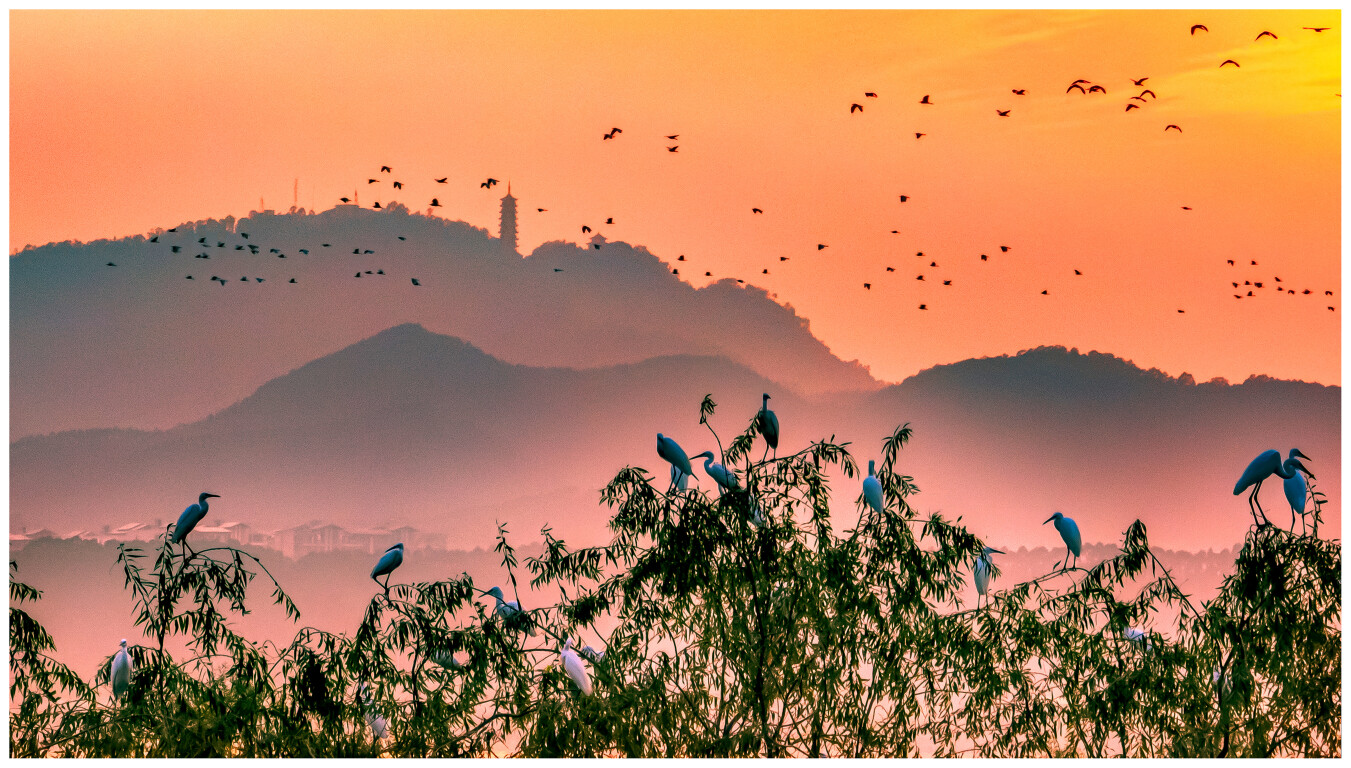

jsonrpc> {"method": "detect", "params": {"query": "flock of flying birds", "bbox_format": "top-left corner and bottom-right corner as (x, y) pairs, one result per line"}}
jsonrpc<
(117, 21), (1334, 314)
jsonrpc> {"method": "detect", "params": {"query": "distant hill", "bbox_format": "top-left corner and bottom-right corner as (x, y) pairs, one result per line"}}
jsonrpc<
(11, 326), (1340, 551)
(10, 204), (878, 439)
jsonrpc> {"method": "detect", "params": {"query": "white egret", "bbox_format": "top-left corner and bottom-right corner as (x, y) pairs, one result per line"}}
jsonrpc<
(171, 492), (219, 551)
(486, 586), (536, 636)
(110, 639), (132, 701)
(670, 464), (691, 491)
(757, 393), (779, 457)
(862, 460), (883, 515)
(580, 645), (605, 663)
(657, 433), (694, 490)
(1233, 449), (1312, 527)
(973, 546), (1003, 607)
(1283, 466), (1310, 534)
(560, 639), (593, 695)
(370, 543), (404, 595)
(1125, 626), (1152, 650)
(691, 451), (739, 492)
(430, 650), (462, 669)
(359, 683), (387, 742)
(1043, 512), (1081, 569)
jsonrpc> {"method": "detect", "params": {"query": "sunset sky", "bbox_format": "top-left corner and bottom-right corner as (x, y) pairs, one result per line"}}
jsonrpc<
(9, 9), (1342, 387)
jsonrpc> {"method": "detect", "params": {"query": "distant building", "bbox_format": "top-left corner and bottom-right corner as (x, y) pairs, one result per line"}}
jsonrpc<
(499, 184), (518, 255)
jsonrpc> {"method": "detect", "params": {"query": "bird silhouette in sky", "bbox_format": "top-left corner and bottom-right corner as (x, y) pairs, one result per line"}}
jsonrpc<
(1256, 30), (1278, 40)
(380, 165), (391, 173)
(817, 244), (828, 250)
(1041, 289), (1049, 295)
(482, 178), (499, 188)
(171, 245), (181, 253)
(289, 278), (297, 283)
(373, 202), (382, 209)
(1191, 24), (1208, 34)
(340, 197), (350, 203)
(677, 255), (685, 261)
(537, 208), (547, 212)
(1182, 206), (1192, 210)
(368, 178), (378, 184)
(1165, 124), (1183, 132)
(1139, 89), (1157, 99)
(106, 261), (116, 267)
(606, 217), (614, 224)
(1000, 246), (1011, 252)
(1220, 59), (1240, 67)
(1126, 103), (1140, 111)
(411, 278), (421, 286)
(899, 195), (909, 202)
(185, 275), (193, 279)
(582, 225), (592, 233)
(434, 177), (447, 183)
(864, 283), (871, 290)
(393, 181), (402, 189)
(920, 94), (932, 104)
(430, 198), (441, 207)
(1088, 85), (1107, 94)
(1131, 77), (1150, 86)
(1067, 83), (1087, 94)
(666, 134), (679, 140)
(780, 256), (789, 261)
(1075, 269), (1083, 275)
(850, 103), (863, 113)
(997, 109), (1011, 116)
(667, 146), (679, 152)
(915, 132), (925, 139)
(919, 304), (928, 310)
(886, 267), (895, 272)
(865, 92), (878, 98)
(981, 254), (988, 261)
(1304, 27), (1330, 32)
(1012, 88), (1026, 95)
(943, 280), (952, 286)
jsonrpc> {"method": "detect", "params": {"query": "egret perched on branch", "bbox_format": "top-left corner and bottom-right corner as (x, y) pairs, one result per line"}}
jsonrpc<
(430, 650), (462, 669)
(359, 683), (388, 742)
(691, 451), (739, 492)
(370, 543), (404, 595)
(657, 433), (694, 491)
(757, 393), (779, 458)
(1284, 468), (1310, 534)
(1125, 626), (1152, 650)
(171, 492), (219, 552)
(1044, 512), (1081, 569)
(973, 546), (1003, 607)
(487, 586), (536, 636)
(862, 460), (884, 515)
(1233, 449), (1312, 527)
(110, 639), (132, 701)
(560, 639), (593, 695)
(670, 464), (691, 491)
(581, 645), (605, 663)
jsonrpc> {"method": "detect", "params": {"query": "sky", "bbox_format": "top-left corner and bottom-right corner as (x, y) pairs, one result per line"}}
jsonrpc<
(9, 9), (1342, 388)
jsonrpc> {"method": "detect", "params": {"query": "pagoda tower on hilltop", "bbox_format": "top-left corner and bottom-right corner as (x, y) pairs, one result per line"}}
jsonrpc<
(499, 183), (518, 255)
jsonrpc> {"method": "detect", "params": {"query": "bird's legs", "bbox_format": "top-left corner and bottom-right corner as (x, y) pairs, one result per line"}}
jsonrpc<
(1248, 481), (1270, 527)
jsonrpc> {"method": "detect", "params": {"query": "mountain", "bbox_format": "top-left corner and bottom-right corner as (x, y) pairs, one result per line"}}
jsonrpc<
(10, 204), (878, 439)
(11, 326), (1340, 551)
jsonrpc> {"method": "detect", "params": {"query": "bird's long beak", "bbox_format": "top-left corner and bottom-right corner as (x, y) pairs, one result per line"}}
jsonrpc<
(990, 548), (1005, 554)
(204, 493), (220, 499)
(1043, 516), (1054, 524)
(1293, 449), (1312, 461)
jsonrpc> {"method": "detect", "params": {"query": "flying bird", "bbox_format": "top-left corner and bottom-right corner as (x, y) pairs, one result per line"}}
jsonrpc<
(582, 226), (591, 233)
(899, 195), (909, 202)
(434, 177), (448, 183)
(430, 198), (441, 207)
(1191, 24), (1208, 34)
(915, 132), (925, 139)
(1074, 269), (1082, 275)
(373, 202), (382, 209)
(368, 179), (378, 184)
(411, 278), (421, 286)
(370, 543), (404, 595)
(817, 244), (828, 250)
(666, 134), (679, 140)
(393, 181), (402, 189)
(1165, 124), (1183, 132)
(380, 165), (391, 173)
(606, 217), (614, 224)
(919, 304), (928, 310)
(865, 92), (878, 98)
(1000, 245), (1010, 252)
(537, 208), (547, 212)
(1131, 77), (1150, 86)
(920, 94), (932, 104)
(1012, 89), (1026, 95)
(1125, 103), (1140, 111)
(1041, 289), (1049, 295)
(752, 208), (763, 214)
(1304, 27), (1330, 32)
(1255, 30), (1278, 40)
(1088, 85), (1107, 94)
(1067, 83), (1087, 94)
(1139, 89), (1157, 99)
(340, 197), (350, 203)
(482, 178), (499, 188)
(997, 109), (1010, 116)
(850, 103), (863, 113)
(864, 283), (871, 290)
(1220, 59), (1240, 67)
(667, 146), (679, 152)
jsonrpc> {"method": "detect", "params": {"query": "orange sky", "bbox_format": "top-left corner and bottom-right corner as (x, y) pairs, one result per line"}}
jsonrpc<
(9, 9), (1342, 386)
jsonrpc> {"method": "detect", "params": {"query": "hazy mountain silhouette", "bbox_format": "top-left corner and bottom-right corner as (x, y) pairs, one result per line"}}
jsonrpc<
(10, 204), (878, 439)
(12, 326), (1339, 552)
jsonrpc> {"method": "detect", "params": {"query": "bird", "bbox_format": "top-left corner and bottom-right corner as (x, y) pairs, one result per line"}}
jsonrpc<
(981, 254), (988, 261)
(1075, 269), (1083, 275)
(434, 177), (448, 183)
(973, 546), (1004, 607)
(397, 237), (405, 241)
(1255, 30), (1278, 40)
(486, 586), (535, 636)
(1088, 85), (1107, 94)
(360, 683), (388, 742)
(149, 236), (159, 243)
(211, 276), (226, 285)
(582, 225), (592, 233)
(110, 639), (132, 701)
(1191, 24), (1208, 34)
(1131, 77), (1150, 86)
(1041, 289), (1049, 295)
(1284, 467), (1310, 533)
(670, 464), (691, 491)
(580, 645), (605, 663)
(943, 280), (952, 286)
(537, 208), (547, 212)
(370, 543), (404, 595)
(850, 103), (864, 113)
(606, 217), (614, 224)
(752, 208), (763, 214)
(920, 94), (931, 104)
(171, 492), (220, 551)
(380, 165), (391, 173)
(997, 109), (1010, 116)
(430, 198), (441, 207)
(864, 283), (871, 290)
(1304, 27), (1330, 32)
(171, 245), (181, 253)
(667, 146), (679, 152)
(757, 393), (779, 456)
(1177, 309), (1185, 313)
(410, 278), (421, 286)
(1139, 89), (1157, 99)
(1182, 206), (1192, 210)
(918, 304), (928, 310)
(691, 451), (739, 492)
(1125, 627), (1152, 650)
(886, 267), (895, 272)
(915, 133), (926, 139)
(367, 179), (378, 184)
(666, 134), (679, 140)
(605, 127), (622, 139)
(1044, 512), (1082, 569)
(1000, 245), (1010, 252)
(1233, 449), (1312, 527)
(482, 178), (499, 188)
(1067, 83), (1087, 94)
(862, 460), (883, 515)
(817, 244), (828, 250)
(185, 275), (193, 280)
(393, 181), (402, 189)
(106, 262), (116, 267)
(373, 202), (382, 209)
(289, 278), (297, 284)
(1012, 88), (1027, 95)
(864, 91), (878, 98)
(1125, 104), (1140, 111)
(898, 195), (909, 202)
(560, 639), (593, 695)
(1220, 59), (1240, 68)
(1165, 124), (1182, 132)
(657, 433), (694, 490)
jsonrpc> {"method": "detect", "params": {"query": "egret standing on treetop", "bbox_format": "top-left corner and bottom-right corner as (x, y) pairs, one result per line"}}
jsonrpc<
(1044, 512), (1081, 569)
(691, 451), (739, 492)
(560, 639), (593, 695)
(863, 460), (884, 515)
(1284, 465), (1310, 534)
(757, 393), (779, 459)
(487, 586), (536, 636)
(1233, 449), (1312, 527)
(110, 639), (132, 701)
(171, 492), (219, 553)
(973, 546), (1003, 608)
(370, 543), (404, 595)
(657, 433), (694, 491)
